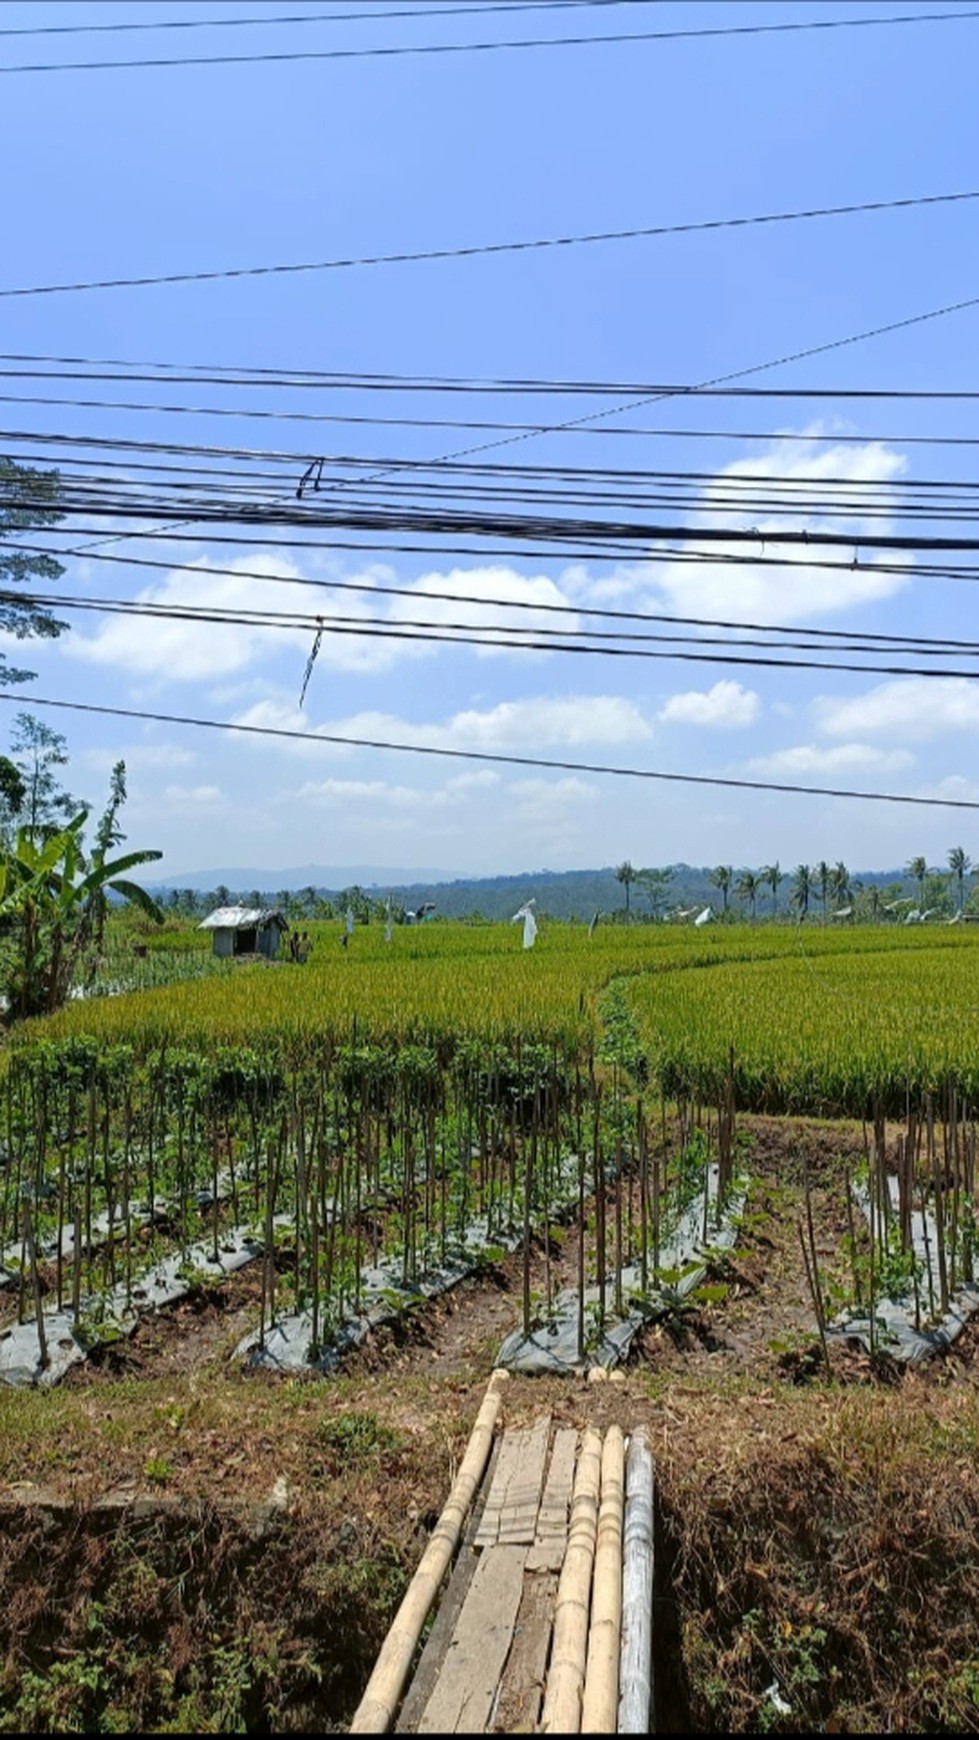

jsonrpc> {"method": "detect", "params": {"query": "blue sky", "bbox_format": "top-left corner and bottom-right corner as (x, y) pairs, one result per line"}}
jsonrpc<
(3, 0), (979, 878)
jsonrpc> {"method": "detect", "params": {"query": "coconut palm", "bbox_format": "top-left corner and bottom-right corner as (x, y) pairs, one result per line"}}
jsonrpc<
(906, 855), (927, 910)
(736, 869), (760, 922)
(762, 861), (783, 917)
(615, 860), (637, 914)
(791, 863), (813, 919)
(709, 864), (733, 914)
(830, 861), (850, 908)
(948, 845), (973, 914)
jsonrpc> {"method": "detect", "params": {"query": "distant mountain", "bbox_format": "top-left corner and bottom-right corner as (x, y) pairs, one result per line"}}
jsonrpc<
(142, 862), (926, 922)
(145, 864), (462, 891)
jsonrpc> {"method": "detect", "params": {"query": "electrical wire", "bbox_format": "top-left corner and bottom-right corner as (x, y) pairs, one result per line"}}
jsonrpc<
(3, 186), (979, 298)
(2, 689), (976, 812)
(0, 2), (657, 40)
(8, 355), (979, 398)
(8, 420), (979, 462)
(14, 480), (979, 554)
(2, 6), (976, 76)
(14, 582), (979, 679)
(9, 537), (979, 656)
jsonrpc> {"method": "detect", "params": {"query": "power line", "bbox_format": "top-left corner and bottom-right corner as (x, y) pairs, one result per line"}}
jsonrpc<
(8, 535), (979, 646)
(17, 582), (979, 679)
(382, 291), (979, 476)
(15, 441), (979, 500)
(0, 2), (653, 41)
(8, 420), (979, 459)
(4, 187), (979, 298)
(16, 482), (979, 553)
(4, 689), (976, 811)
(8, 354), (979, 398)
(2, 7), (976, 76)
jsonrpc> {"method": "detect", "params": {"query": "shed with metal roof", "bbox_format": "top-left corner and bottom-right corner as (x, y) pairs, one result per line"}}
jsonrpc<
(199, 905), (288, 960)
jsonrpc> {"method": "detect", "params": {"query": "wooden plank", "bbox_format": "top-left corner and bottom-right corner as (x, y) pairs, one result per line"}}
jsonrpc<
(491, 1569), (558, 1733)
(498, 1415), (550, 1545)
(528, 1426), (577, 1572)
(416, 1546), (528, 1734)
(395, 1439), (500, 1734)
(474, 1429), (521, 1548)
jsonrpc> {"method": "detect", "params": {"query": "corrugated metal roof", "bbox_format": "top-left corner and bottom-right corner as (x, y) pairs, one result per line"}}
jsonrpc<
(199, 906), (287, 931)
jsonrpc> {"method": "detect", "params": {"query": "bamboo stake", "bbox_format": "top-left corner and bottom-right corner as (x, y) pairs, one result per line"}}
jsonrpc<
(22, 1192), (48, 1371)
(581, 1426), (625, 1735)
(541, 1427), (603, 1735)
(618, 1427), (655, 1735)
(349, 1371), (507, 1734)
(798, 1223), (830, 1371)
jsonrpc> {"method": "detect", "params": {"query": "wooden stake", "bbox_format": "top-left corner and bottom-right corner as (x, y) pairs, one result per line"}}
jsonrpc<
(22, 1193), (48, 1371)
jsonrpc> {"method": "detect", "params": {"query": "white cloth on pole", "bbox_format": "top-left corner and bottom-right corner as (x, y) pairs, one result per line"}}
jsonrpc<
(511, 901), (537, 949)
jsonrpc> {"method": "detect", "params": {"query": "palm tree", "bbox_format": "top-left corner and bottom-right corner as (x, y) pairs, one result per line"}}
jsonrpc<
(736, 869), (760, 922)
(709, 865), (733, 914)
(815, 860), (831, 924)
(865, 883), (882, 924)
(830, 861), (850, 909)
(948, 845), (973, 914)
(762, 861), (783, 917)
(791, 863), (813, 920)
(906, 856), (927, 910)
(615, 861), (637, 914)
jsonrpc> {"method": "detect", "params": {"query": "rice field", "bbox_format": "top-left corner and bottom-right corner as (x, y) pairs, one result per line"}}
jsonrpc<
(5, 919), (979, 1382)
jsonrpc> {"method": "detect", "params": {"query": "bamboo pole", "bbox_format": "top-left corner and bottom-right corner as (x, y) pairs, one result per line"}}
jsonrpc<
(349, 1371), (508, 1735)
(618, 1428), (655, 1735)
(581, 1426), (625, 1735)
(541, 1427), (603, 1735)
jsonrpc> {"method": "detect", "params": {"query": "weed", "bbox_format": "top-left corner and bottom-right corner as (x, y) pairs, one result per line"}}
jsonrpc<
(315, 1412), (404, 1473)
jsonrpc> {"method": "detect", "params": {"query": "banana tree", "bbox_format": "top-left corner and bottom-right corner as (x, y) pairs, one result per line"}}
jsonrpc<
(0, 814), (163, 1020)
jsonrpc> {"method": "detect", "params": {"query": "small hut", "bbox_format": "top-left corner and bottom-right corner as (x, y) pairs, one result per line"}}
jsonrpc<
(199, 905), (288, 960)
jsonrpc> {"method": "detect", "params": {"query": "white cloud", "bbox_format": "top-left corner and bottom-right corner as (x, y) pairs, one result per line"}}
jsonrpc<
(296, 778), (428, 809)
(445, 770), (501, 793)
(66, 556), (317, 681)
(746, 743), (915, 777)
(231, 693), (652, 758)
(79, 742), (196, 775)
(63, 554), (581, 685)
(815, 678), (979, 742)
(510, 776), (597, 806)
(437, 696), (649, 751)
(922, 773), (979, 804)
(404, 566), (579, 650)
(508, 776), (598, 852)
(568, 431), (910, 626)
(658, 680), (760, 728)
(159, 783), (224, 807)
(295, 768), (501, 813)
